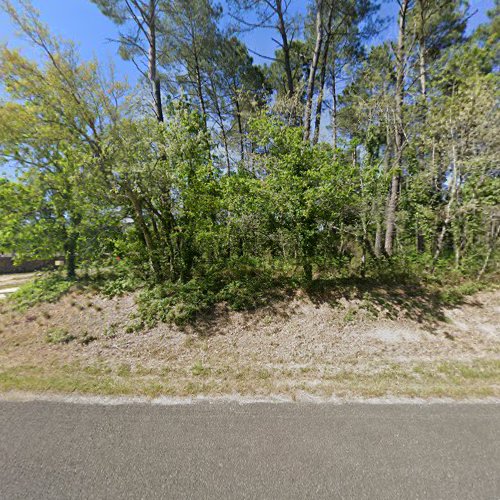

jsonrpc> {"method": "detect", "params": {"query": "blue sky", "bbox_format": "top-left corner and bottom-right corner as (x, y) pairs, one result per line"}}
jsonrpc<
(0, 0), (495, 85)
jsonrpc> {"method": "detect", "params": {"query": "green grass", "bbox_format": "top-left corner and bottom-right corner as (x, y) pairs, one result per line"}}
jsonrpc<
(0, 359), (498, 399)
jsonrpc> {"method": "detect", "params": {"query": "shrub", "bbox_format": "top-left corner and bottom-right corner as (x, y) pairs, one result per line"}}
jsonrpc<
(99, 266), (142, 297)
(10, 273), (73, 310)
(137, 280), (215, 326)
(136, 260), (295, 326)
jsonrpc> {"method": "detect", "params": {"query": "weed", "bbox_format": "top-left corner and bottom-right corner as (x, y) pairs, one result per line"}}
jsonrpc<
(79, 332), (98, 345)
(45, 328), (76, 345)
(343, 308), (357, 323)
(101, 273), (141, 298)
(136, 261), (295, 326)
(135, 364), (153, 376)
(125, 321), (144, 334)
(191, 361), (210, 377)
(116, 363), (131, 377)
(104, 323), (119, 339)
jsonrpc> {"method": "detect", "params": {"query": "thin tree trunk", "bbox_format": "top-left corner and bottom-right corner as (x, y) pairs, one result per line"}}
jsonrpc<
(385, 172), (400, 255)
(331, 64), (338, 149)
(194, 58), (207, 128)
(419, 39), (426, 98)
(312, 4), (333, 145)
(209, 75), (231, 174)
(127, 187), (162, 279)
(433, 138), (459, 267)
(65, 232), (78, 279)
(147, 0), (163, 122)
(276, 0), (294, 97)
(478, 219), (500, 279)
(384, 0), (409, 256)
(418, 0), (427, 98)
(303, 0), (323, 142)
(374, 219), (383, 257)
(234, 96), (245, 161)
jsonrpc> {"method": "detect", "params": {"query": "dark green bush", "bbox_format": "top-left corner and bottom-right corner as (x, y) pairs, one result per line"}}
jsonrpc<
(135, 258), (296, 326)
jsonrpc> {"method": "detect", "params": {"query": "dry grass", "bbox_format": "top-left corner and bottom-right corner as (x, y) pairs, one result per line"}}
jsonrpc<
(1, 286), (499, 399)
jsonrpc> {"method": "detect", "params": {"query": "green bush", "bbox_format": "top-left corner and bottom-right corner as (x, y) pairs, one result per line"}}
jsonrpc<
(136, 260), (295, 326)
(137, 280), (215, 326)
(10, 273), (73, 310)
(439, 281), (486, 306)
(100, 272), (141, 297)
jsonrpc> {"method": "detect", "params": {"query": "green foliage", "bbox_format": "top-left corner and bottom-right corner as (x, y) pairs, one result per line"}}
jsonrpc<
(439, 281), (489, 307)
(99, 265), (143, 298)
(136, 259), (295, 325)
(0, 0), (497, 326)
(137, 280), (215, 326)
(10, 273), (73, 311)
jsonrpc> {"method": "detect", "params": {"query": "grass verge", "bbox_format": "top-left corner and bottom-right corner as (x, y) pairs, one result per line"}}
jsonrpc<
(0, 359), (498, 399)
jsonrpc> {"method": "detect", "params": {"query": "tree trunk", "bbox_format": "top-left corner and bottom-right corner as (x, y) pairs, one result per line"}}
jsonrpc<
(312, 4), (333, 145)
(384, 0), (409, 256)
(433, 138), (459, 267)
(147, 0), (163, 122)
(276, 0), (294, 97)
(234, 96), (245, 161)
(65, 233), (77, 279)
(303, 0), (323, 142)
(418, 0), (427, 98)
(331, 63), (337, 150)
(312, 54), (327, 145)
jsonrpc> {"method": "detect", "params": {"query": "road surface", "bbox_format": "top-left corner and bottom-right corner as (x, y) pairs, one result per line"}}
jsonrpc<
(0, 400), (498, 499)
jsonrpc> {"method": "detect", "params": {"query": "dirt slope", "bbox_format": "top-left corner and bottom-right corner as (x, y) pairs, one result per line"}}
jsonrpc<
(1, 288), (499, 398)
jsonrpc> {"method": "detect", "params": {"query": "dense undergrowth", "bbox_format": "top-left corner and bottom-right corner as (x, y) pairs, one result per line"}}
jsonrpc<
(6, 256), (498, 327)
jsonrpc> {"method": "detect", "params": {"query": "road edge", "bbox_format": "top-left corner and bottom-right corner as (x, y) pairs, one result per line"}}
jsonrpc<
(1, 390), (500, 406)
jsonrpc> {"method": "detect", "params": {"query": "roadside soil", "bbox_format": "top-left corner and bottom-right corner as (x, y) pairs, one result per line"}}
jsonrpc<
(0, 286), (499, 399)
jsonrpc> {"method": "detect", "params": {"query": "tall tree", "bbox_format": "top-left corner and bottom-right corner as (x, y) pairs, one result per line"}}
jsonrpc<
(229, 0), (298, 98)
(384, 0), (411, 256)
(0, 0), (125, 276)
(303, 0), (324, 142)
(91, 0), (164, 121)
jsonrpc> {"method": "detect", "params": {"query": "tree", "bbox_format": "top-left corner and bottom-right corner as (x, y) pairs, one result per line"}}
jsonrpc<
(384, 0), (410, 256)
(0, 0), (125, 277)
(229, 0), (299, 98)
(91, 0), (164, 121)
(303, 0), (324, 141)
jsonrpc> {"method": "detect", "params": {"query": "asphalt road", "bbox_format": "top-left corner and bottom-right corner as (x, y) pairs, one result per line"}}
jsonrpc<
(0, 401), (498, 499)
